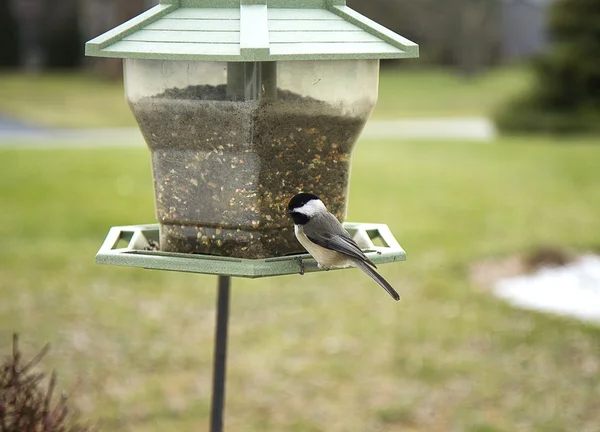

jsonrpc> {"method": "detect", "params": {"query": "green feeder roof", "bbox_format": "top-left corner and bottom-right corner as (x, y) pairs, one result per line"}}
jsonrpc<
(85, 0), (418, 61)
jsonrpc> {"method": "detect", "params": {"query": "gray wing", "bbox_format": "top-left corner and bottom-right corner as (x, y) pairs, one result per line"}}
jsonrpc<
(303, 212), (377, 268)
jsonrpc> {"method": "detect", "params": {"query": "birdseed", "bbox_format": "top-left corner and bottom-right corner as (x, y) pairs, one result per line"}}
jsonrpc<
(131, 85), (367, 259)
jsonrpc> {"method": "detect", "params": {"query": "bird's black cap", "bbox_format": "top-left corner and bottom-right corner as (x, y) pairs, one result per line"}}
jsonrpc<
(287, 192), (321, 212)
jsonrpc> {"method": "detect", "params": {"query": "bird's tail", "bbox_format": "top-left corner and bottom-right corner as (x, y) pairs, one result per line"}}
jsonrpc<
(354, 260), (400, 301)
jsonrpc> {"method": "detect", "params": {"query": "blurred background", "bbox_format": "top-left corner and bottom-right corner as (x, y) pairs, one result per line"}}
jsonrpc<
(0, 0), (554, 74)
(1, 0), (599, 431)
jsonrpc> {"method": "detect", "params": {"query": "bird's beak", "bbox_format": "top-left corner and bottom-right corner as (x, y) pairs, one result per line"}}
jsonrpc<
(286, 210), (293, 215)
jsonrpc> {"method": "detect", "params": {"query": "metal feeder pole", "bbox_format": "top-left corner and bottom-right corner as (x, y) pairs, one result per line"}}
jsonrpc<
(212, 61), (275, 432)
(210, 275), (231, 432)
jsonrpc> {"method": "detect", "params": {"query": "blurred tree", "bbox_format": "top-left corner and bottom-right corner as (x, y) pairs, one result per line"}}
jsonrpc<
(2, 0), (550, 75)
(0, 0), (152, 74)
(496, 0), (600, 133)
(46, 0), (82, 68)
(8, 0), (45, 71)
(80, 0), (155, 79)
(348, 0), (502, 75)
(5, 0), (81, 71)
(453, 0), (502, 76)
(0, 0), (19, 67)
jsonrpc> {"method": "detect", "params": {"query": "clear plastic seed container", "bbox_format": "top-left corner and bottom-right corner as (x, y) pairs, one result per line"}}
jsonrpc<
(125, 58), (379, 259)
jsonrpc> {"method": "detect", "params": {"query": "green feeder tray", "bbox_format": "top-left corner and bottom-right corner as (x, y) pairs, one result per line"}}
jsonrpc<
(96, 222), (406, 278)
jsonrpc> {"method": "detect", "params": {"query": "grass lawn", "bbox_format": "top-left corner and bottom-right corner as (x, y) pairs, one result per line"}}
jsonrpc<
(0, 73), (135, 129)
(0, 67), (530, 128)
(375, 66), (531, 119)
(1, 137), (599, 431)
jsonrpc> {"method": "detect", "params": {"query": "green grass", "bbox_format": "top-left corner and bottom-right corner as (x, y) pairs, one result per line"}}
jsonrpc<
(0, 67), (530, 128)
(0, 73), (135, 128)
(375, 66), (531, 118)
(1, 137), (600, 431)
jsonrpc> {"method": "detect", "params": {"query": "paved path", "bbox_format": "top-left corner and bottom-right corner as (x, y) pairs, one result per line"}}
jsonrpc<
(0, 116), (496, 148)
(363, 118), (496, 141)
(0, 116), (42, 134)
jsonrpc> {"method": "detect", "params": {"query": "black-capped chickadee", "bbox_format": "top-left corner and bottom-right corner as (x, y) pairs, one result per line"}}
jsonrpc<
(287, 193), (400, 301)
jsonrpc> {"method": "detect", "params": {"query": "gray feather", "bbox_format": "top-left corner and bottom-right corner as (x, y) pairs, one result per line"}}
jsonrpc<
(302, 212), (376, 267)
(354, 259), (400, 301)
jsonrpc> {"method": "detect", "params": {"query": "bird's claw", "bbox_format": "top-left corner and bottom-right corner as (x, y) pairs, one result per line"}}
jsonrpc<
(296, 256), (305, 275)
(296, 256), (320, 275)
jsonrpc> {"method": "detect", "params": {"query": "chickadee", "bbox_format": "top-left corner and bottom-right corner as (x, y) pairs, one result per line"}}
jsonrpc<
(287, 193), (400, 301)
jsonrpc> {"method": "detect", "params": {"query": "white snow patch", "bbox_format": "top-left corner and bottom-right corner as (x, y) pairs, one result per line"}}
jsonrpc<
(493, 255), (600, 324)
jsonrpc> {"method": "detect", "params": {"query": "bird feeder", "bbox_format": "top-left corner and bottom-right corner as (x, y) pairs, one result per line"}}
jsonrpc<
(86, 0), (418, 259)
(86, 1), (417, 430)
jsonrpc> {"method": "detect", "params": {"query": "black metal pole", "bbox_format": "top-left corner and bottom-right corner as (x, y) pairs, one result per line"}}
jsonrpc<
(210, 275), (231, 432)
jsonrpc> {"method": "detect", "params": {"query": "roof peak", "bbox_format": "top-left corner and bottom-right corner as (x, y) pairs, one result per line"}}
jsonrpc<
(86, 0), (418, 62)
(160, 0), (347, 7)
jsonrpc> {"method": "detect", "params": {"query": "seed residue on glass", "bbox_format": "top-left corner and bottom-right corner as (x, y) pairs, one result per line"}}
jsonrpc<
(131, 85), (367, 259)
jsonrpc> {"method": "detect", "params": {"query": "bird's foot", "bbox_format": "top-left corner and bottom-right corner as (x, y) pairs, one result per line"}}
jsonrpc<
(296, 256), (305, 275)
(296, 256), (319, 275)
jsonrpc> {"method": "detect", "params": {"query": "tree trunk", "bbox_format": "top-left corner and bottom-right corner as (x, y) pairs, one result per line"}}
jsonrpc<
(9, 0), (46, 72)
(454, 0), (499, 78)
(80, 0), (152, 80)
